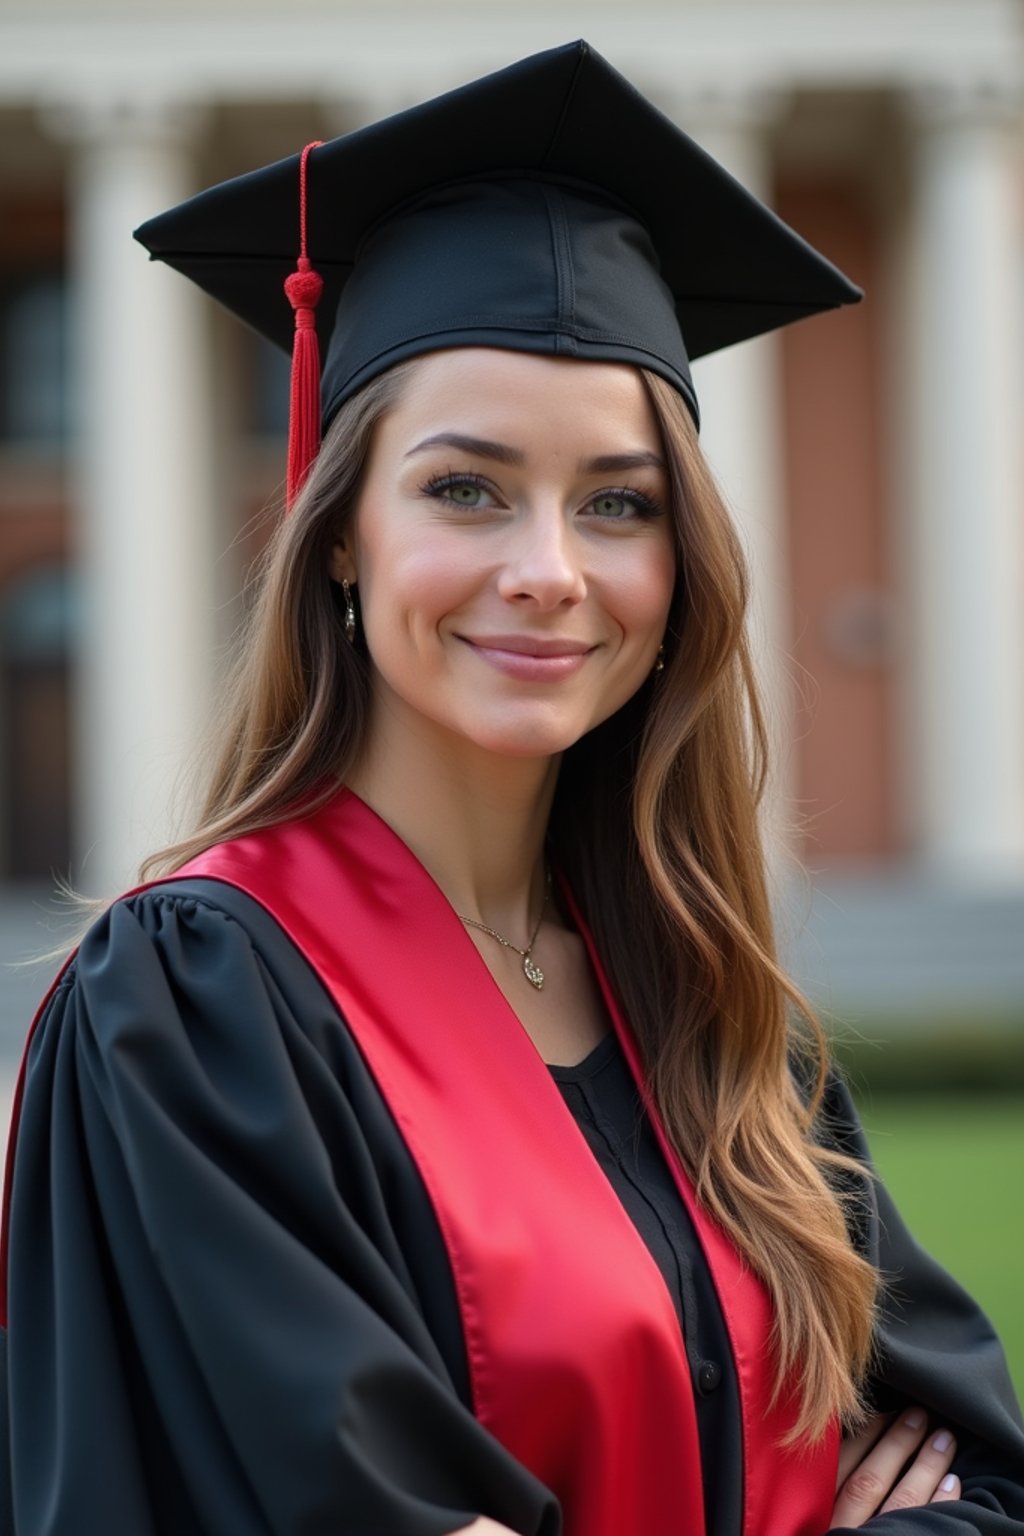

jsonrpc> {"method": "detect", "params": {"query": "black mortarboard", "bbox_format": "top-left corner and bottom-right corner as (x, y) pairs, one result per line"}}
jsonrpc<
(134, 39), (861, 503)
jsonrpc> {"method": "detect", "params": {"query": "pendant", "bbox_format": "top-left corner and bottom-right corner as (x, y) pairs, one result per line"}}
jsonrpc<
(523, 954), (545, 990)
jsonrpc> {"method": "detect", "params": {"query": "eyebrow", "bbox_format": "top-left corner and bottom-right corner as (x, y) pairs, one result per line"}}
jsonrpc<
(405, 433), (524, 465)
(580, 450), (666, 475)
(405, 433), (666, 476)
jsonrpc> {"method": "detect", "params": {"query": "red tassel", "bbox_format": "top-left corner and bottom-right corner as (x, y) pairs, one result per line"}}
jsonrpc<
(284, 140), (324, 510)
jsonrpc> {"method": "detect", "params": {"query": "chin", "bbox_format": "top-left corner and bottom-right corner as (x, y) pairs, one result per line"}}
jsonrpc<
(458, 706), (611, 761)
(464, 727), (576, 760)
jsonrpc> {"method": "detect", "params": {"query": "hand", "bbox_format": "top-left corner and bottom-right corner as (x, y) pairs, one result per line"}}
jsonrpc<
(832, 1408), (961, 1527)
(449, 1520), (522, 1535)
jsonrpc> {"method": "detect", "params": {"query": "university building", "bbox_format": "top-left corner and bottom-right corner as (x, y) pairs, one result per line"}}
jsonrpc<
(2, 0), (1023, 1020)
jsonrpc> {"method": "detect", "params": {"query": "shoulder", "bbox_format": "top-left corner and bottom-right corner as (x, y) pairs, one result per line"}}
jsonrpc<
(28, 879), (343, 1089)
(788, 1047), (873, 1165)
(813, 1063), (874, 1166)
(14, 876), (395, 1223)
(87, 876), (296, 954)
(69, 878), (293, 1006)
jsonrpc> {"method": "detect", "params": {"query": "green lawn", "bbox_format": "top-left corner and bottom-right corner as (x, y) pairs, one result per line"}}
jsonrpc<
(858, 1095), (1024, 1396)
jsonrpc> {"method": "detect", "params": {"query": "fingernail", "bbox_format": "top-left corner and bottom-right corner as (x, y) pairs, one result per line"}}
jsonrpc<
(933, 1431), (953, 1453)
(903, 1409), (925, 1429)
(940, 1474), (958, 1493)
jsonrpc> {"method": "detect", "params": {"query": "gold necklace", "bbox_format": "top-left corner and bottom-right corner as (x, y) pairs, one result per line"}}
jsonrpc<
(457, 869), (551, 990)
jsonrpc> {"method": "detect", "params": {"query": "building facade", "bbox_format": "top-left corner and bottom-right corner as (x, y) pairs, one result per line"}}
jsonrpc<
(2, 0), (1023, 1018)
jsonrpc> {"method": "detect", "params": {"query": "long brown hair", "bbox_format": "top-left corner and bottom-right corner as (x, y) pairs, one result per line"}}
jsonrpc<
(145, 358), (877, 1442)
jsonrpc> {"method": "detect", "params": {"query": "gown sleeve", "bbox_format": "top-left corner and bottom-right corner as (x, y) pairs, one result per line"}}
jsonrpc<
(2, 888), (559, 1536)
(820, 1072), (1024, 1536)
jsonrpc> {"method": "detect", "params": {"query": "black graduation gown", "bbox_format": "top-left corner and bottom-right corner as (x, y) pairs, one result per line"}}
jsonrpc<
(2, 880), (1023, 1535)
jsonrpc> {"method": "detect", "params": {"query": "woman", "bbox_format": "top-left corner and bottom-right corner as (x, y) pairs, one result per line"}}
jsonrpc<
(2, 40), (1022, 1536)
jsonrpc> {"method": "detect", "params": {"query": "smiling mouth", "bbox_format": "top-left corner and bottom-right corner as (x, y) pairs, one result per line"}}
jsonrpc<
(462, 635), (593, 656)
(457, 635), (595, 680)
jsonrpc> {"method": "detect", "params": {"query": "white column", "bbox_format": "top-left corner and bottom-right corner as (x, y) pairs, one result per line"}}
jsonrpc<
(904, 80), (1024, 882)
(56, 99), (218, 894)
(663, 87), (794, 858)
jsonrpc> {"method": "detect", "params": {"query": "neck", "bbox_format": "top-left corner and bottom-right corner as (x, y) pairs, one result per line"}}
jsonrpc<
(347, 702), (558, 939)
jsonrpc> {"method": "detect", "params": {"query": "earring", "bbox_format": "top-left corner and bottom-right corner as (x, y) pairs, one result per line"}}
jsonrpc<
(342, 579), (357, 645)
(653, 644), (665, 675)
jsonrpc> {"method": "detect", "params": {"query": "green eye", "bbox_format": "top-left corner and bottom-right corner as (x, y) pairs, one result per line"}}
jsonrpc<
(450, 482), (484, 505)
(422, 473), (494, 508)
(589, 487), (664, 521)
(593, 494), (629, 518)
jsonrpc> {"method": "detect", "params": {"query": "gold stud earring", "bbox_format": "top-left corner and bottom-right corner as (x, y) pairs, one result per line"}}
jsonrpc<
(653, 644), (665, 674)
(342, 579), (357, 645)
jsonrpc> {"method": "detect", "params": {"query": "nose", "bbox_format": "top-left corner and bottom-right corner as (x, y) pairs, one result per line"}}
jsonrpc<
(495, 505), (587, 610)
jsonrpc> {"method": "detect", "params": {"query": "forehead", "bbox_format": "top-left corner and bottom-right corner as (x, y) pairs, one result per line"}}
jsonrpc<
(378, 348), (665, 454)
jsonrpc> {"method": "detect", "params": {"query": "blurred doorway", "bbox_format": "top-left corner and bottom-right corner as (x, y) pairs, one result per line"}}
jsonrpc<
(0, 564), (73, 881)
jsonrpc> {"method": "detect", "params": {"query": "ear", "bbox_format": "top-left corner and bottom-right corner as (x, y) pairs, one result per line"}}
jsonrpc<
(328, 540), (357, 586)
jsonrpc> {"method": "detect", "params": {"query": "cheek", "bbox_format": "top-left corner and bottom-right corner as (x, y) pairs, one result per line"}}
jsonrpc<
(357, 528), (482, 653)
(607, 543), (677, 635)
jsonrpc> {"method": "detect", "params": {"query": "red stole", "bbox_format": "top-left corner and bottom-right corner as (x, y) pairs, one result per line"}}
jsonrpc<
(3, 789), (838, 1536)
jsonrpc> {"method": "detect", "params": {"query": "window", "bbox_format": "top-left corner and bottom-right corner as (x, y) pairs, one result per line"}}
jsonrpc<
(0, 564), (75, 878)
(0, 274), (71, 445)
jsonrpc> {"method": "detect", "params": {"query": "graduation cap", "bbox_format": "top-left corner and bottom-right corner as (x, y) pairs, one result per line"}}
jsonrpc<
(134, 39), (861, 506)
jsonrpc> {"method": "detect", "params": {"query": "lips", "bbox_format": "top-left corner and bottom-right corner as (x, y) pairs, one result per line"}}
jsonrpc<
(457, 633), (595, 681)
(459, 634), (593, 657)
